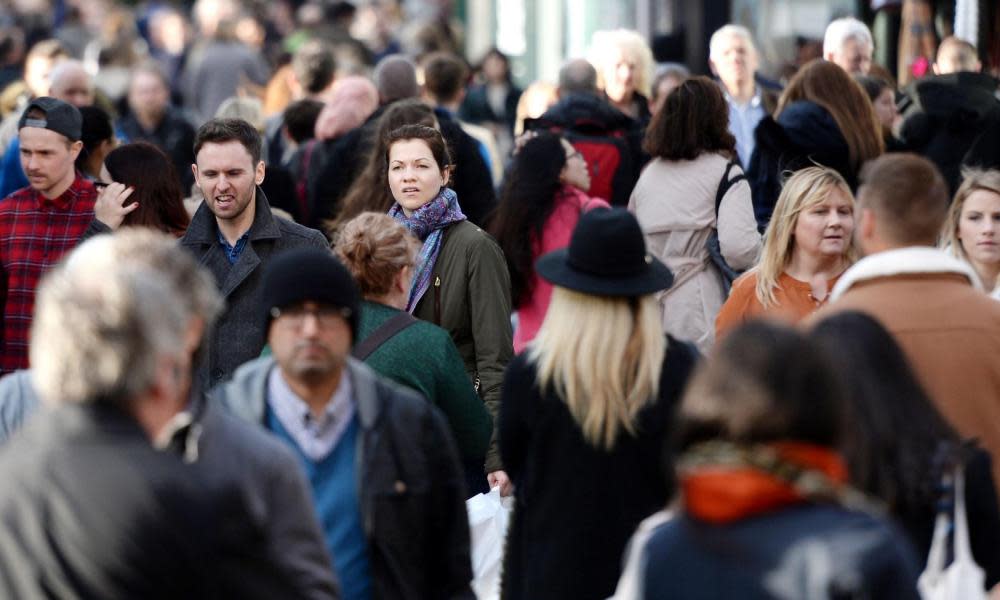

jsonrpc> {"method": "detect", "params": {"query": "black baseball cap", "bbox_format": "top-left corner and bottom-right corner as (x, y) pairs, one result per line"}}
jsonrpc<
(18, 97), (82, 142)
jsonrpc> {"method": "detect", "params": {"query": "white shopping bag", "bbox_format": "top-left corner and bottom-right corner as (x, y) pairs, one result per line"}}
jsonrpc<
(466, 487), (513, 600)
(918, 466), (987, 600)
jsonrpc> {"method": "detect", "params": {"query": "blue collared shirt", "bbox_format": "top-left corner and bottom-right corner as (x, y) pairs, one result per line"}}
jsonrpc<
(217, 228), (251, 265)
(266, 368), (355, 461)
(726, 88), (767, 168)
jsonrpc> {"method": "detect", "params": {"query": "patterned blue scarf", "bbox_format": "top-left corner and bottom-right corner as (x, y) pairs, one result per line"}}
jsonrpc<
(388, 187), (466, 312)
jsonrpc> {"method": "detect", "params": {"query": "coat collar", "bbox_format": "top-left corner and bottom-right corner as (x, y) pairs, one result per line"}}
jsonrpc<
(830, 246), (981, 301)
(182, 186), (282, 245)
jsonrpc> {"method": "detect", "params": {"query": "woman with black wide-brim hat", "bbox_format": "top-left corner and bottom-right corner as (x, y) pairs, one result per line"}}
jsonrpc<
(498, 207), (700, 600)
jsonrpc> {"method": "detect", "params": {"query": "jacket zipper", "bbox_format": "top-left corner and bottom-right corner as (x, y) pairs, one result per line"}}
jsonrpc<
(433, 276), (442, 325)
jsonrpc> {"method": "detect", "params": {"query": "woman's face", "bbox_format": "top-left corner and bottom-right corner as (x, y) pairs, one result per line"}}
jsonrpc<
(792, 187), (854, 260)
(387, 138), (447, 216)
(604, 47), (637, 103)
(958, 189), (1000, 271)
(873, 88), (897, 130)
(559, 139), (590, 191)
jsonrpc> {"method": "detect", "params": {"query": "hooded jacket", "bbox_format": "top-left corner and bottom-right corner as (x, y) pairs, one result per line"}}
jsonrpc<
(899, 72), (1000, 194)
(212, 356), (475, 600)
(747, 100), (854, 230)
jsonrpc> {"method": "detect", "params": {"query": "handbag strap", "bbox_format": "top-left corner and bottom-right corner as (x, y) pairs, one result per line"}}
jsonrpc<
(351, 311), (418, 361)
(715, 159), (746, 221)
(954, 465), (974, 561)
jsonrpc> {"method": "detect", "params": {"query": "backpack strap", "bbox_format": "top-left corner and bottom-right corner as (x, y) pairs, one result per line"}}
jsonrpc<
(715, 159), (747, 218)
(351, 311), (419, 361)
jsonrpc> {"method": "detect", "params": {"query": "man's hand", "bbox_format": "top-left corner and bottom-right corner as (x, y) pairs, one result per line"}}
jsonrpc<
(487, 470), (513, 496)
(94, 182), (138, 230)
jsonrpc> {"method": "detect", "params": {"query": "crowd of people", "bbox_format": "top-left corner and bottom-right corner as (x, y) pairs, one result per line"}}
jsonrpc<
(0, 1), (999, 598)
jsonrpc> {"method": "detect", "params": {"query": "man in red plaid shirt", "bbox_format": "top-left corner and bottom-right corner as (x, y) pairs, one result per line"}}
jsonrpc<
(0, 97), (97, 374)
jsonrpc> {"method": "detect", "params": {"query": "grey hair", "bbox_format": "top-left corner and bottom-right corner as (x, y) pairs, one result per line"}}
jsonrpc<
(373, 55), (418, 105)
(30, 232), (197, 407)
(48, 59), (91, 89)
(709, 25), (757, 62)
(558, 58), (598, 96)
(823, 17), (873, 57)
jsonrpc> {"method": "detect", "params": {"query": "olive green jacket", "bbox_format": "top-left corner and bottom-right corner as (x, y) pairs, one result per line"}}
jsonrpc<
(413, 221), (513, 473)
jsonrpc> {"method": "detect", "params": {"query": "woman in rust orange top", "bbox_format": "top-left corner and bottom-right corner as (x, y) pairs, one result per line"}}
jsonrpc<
(716, 166), (856, 337)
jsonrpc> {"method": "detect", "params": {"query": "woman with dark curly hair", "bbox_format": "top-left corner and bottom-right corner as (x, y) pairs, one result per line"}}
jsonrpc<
(628, 75), (761, 352)
(490, 131), (609, 352)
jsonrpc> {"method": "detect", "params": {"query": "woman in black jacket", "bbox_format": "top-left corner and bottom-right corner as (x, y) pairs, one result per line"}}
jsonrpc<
(747, 59), (884, 230)
(499, 208), (698, 600)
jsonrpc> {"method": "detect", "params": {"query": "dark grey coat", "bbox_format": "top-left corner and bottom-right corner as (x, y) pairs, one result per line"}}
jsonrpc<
(213, 357), (476, 600)
(180, 188), (328, 385)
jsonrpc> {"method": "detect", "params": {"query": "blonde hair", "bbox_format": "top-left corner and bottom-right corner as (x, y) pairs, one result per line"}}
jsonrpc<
(335, 212), (420, 298)
(528, 287), (665, 450)
(943, 168), (1000, 262)
(514, 80), (558, 135)
(589, 29), (654, 99)
(755, 166), (857, 308)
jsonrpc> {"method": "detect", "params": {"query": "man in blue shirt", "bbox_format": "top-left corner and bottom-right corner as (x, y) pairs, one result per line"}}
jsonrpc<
(709, 25), (780, 167)
(213, 249), (474, 600)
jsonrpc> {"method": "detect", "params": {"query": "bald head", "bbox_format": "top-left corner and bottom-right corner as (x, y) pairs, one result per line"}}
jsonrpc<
(558, 58), (598, 96)
(48, 60), (94, 108)
(373, 55), (418, 106)
(934, 36), (981, 74)
(314, 76), (380, 140)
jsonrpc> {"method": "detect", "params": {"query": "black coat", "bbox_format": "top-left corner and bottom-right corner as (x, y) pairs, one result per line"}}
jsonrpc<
(899, 72), (1000, 194)
(0, 403), (297, 599)
(498, 337), (698, 600)
(459, 82), (522, 135)
(746, 100), (855, 231)
(642, 505), (920, 599)
(116, 107), (197, 191)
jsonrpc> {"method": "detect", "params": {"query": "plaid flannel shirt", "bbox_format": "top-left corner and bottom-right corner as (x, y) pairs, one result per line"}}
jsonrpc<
(0, 175), (97, 374)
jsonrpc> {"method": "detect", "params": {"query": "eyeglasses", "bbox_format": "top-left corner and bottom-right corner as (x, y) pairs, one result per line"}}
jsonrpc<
(567, 150), (584, 161)
(270, 304), (352, 329)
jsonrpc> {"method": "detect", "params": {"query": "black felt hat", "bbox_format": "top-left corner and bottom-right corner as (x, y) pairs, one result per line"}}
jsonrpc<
(535, 207), (674, 297)
(261, 248), (360, 340)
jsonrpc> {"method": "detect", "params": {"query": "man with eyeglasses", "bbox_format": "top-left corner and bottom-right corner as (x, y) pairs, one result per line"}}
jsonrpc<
(213, 248), (474, 600)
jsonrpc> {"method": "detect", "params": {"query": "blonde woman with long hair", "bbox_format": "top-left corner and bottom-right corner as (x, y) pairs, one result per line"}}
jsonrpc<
(941, 168), (1000, 298)
(499, 208), (699, 600)
(716, 166), (857, 336)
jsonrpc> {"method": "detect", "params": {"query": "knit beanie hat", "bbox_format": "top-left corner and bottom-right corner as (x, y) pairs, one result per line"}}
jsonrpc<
(261, 248), (360, 341)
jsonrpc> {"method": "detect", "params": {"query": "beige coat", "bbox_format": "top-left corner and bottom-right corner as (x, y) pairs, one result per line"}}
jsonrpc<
(814, 247), (1000, 497)
(629, 153), (761, 352)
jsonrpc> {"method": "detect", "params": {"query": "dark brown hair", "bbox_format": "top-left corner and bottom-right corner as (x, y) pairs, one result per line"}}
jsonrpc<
(777, 59), (884, 168)
(676, 321), (845, 450)
(642, 75), (735, 160)
(193, 118), (262, 165)
(331, 100), (438, 237)
(858, 153), (948, 246)
(384, 124), (453, 173)
(422, 51), (469, 102)
(104, 142), (190, 236)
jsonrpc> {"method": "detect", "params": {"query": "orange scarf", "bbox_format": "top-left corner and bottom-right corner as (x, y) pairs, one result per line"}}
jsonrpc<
(679, 441), (850, 524)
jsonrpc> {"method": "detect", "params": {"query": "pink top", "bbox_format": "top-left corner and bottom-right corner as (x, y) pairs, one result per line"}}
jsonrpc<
(514, 185), (610, 353)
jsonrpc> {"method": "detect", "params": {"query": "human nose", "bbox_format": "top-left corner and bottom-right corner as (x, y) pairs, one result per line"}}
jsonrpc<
(299, 311), (321, 335)
(217, 174), (231, 190)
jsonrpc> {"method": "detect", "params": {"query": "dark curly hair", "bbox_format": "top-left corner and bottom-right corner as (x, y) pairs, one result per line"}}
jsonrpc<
(642, 75), (735, 161)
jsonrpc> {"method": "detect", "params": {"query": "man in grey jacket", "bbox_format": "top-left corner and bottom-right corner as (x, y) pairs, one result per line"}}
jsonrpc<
(212, 248), (474, 600)
(0, 230), (340, 599)
(180, 117), (328, 386)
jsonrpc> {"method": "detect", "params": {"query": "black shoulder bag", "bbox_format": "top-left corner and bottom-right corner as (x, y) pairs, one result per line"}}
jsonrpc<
(705, 159), (746, 295)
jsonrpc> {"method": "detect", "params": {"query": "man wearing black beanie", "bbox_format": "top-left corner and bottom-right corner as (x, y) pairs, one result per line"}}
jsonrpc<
(213, 247), (474, 600)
